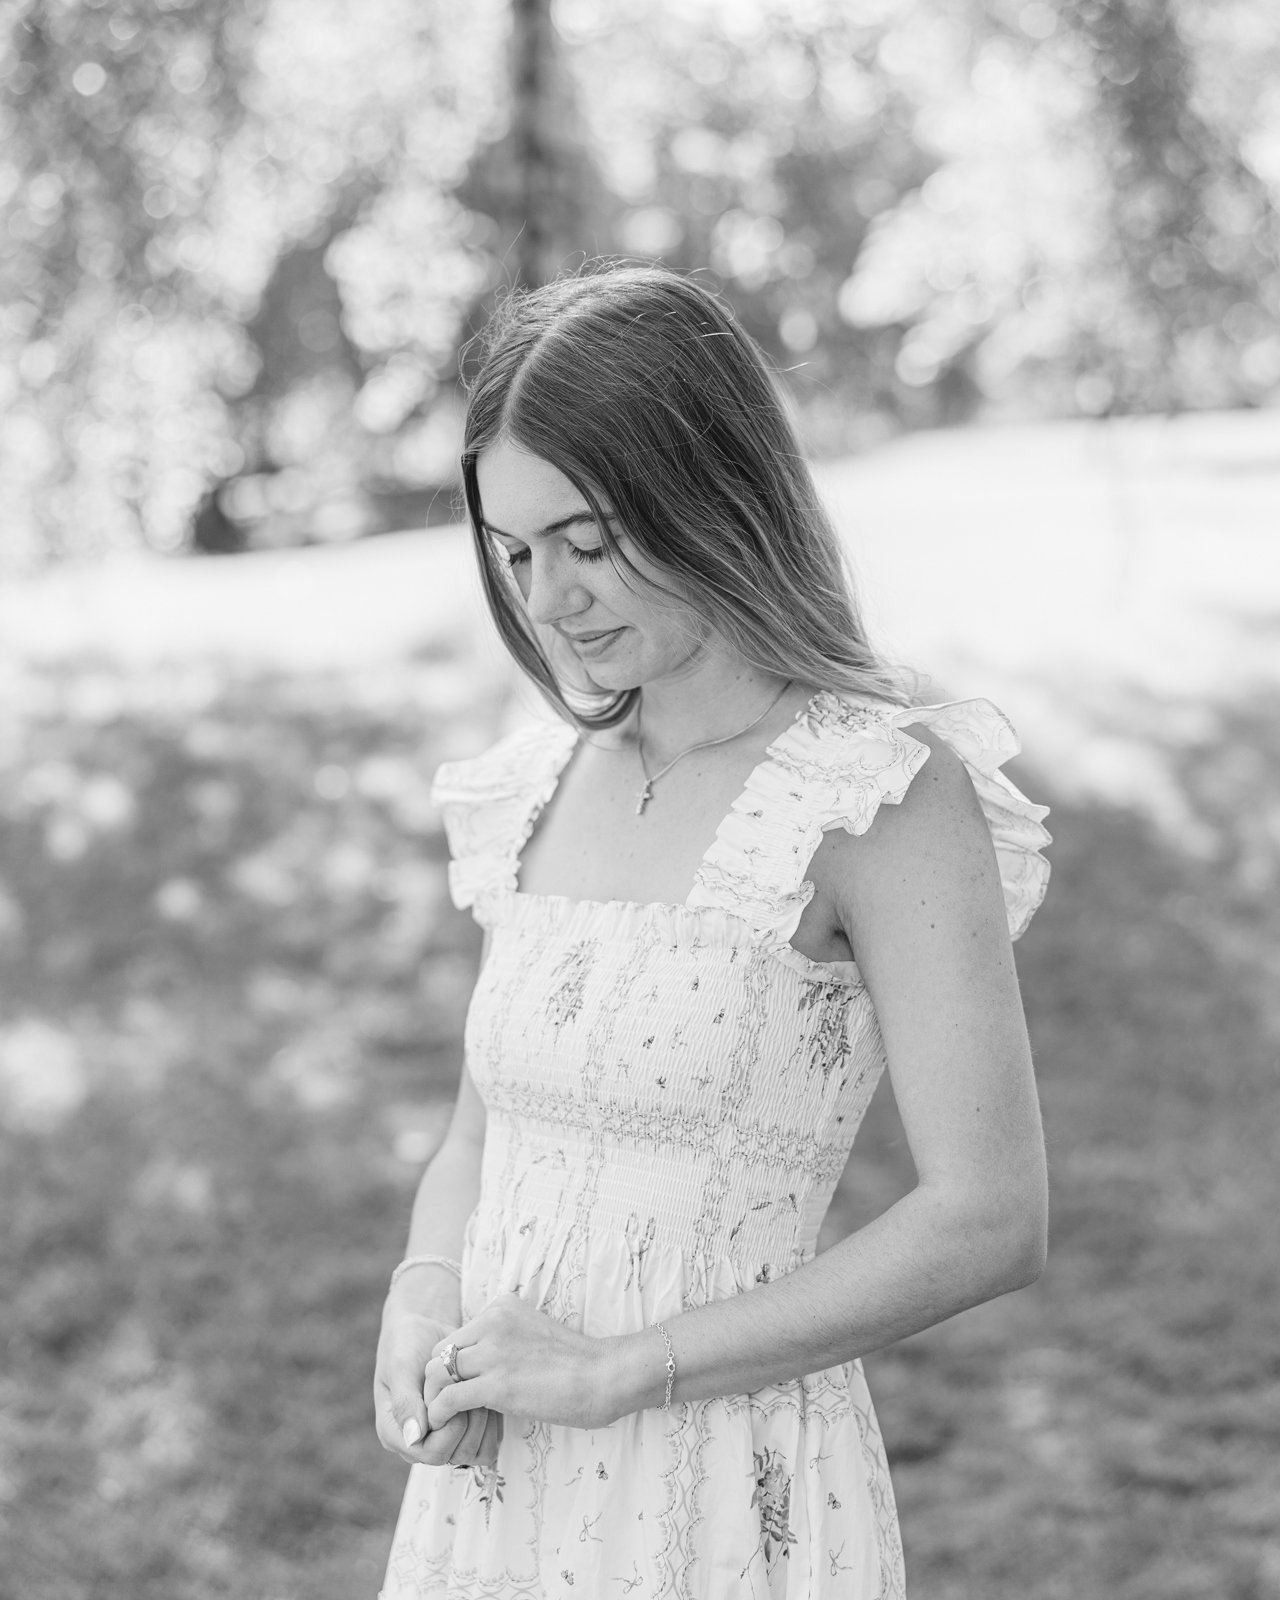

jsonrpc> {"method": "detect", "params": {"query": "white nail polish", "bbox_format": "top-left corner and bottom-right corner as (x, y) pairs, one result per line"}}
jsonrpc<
(402, 1417), (422, 1448)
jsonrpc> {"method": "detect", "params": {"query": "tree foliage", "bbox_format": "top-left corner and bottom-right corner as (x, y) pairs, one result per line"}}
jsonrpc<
(567, 0), (1280, 437)
(1, 0), (1278, 559)
(1068, 0), (1280, 411)
(0, 0), (506, 559)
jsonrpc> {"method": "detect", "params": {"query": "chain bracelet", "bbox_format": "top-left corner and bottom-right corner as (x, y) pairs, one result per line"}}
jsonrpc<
(654, 1321), (677, 1411)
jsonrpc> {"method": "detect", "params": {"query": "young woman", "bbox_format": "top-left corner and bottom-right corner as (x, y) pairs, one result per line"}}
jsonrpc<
(374, 267), (1051, 1600)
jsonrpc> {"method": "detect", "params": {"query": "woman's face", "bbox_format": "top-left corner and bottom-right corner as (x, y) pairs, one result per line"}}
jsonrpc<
(475, 436), (708, 693)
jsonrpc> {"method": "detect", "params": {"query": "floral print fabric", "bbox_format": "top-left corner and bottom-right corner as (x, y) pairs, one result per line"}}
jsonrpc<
(380, 694), (1050, 1600)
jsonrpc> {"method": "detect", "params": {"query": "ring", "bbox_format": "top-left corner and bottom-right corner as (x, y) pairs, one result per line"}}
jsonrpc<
(437, 1341), (461, 1383)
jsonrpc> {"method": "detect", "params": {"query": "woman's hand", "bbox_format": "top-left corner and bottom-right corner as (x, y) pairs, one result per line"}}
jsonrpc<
(425, 1294), (620, 1434)
(374, 1303), (502, 1470)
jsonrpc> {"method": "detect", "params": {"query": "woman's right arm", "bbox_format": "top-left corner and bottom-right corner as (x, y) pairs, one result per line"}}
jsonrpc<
(373, 1059), (490, 1469)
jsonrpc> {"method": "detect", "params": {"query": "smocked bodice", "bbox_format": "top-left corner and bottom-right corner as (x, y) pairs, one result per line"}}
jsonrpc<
(433, 692), (1051, 1331)
(465, 896), (886, 1311)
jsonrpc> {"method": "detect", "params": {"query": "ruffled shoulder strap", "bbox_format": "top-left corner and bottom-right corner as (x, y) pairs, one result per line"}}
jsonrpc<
(431, 719), (578, 912)
(688, 691), (1050, 948)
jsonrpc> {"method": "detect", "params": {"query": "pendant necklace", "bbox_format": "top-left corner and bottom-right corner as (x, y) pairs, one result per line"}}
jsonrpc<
(634, 679), (792, 816)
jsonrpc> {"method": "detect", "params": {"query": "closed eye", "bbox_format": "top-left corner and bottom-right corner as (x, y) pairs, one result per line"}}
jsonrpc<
(494, 543), (605, 567)
(484, 513), (612, 571)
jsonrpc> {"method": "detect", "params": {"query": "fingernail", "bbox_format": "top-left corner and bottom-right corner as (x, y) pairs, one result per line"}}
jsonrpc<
(402, 1418), (422, 1448)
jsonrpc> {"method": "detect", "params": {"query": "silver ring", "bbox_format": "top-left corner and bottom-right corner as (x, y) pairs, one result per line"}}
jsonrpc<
(438, 1341), (461, 1383)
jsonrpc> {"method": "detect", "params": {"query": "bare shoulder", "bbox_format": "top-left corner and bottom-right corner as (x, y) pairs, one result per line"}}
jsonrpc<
(872, 722), (989, 845)
(807, 720), (1004, 949)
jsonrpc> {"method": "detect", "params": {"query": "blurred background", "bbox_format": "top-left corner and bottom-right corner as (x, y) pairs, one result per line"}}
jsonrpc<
(2, 1), (1279, 1596)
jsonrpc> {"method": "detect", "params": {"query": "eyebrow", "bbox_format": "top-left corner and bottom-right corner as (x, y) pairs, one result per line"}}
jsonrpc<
(482, 512), (605, 541)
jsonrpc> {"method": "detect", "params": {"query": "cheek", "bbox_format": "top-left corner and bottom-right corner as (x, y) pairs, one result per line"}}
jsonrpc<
(611, 563), (700, 636)
(620, 596), (709, 664)
(663, 608), (710, 658)
(600, 558), (697, 639)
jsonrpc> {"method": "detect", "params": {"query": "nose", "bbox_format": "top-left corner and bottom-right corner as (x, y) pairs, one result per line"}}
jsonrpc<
(522, 547), (590, 627)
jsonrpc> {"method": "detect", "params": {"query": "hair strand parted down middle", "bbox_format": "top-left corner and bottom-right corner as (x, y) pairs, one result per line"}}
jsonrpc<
(461, 265), (915, 730)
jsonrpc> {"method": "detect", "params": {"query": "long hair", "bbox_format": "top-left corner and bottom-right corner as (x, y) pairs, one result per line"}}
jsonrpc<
(461, 265), (913, 728)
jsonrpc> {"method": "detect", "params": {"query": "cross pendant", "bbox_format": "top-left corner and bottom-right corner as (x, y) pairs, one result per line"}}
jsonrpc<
(635, 783), (653, 816)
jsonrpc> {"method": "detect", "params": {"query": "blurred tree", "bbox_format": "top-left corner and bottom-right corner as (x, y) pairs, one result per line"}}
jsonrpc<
(195, 187), (372, 553)
(0, 0), (260, 559)
(505, 0), (605, 287)
(2, 0), (1279, 560)
(563, 0), (984, 444)
(448, 0), (610, 391)
(0, 0), (507, 560)
(1061, 0), (1280, 412)
(829, 0), (1280, 422)
(509, 0), (560, 287)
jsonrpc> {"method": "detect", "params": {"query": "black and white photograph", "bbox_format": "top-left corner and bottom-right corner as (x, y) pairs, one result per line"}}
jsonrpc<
(1, 2), (1278, 1597)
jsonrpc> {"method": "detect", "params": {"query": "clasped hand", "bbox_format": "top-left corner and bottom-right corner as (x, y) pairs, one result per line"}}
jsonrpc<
(426, 1293), (617, 1435)
(376, 1295), (615, 1473)
(375, 1304), (502, 1471)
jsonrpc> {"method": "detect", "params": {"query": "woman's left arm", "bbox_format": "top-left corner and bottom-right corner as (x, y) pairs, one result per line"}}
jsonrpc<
(425, 728), (1047, 1429)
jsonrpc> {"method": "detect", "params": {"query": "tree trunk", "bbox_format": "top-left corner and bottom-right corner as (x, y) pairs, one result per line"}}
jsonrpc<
(509, 0), (554, 288)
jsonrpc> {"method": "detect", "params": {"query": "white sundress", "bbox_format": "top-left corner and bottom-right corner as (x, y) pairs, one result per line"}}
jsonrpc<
(380, 691), (1051, 1600)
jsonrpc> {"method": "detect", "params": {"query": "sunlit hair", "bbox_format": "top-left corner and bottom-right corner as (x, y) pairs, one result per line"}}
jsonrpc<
(461, 265), (913, 728)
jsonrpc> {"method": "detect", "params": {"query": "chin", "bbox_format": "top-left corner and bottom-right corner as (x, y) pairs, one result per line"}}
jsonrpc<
(576, 647), (651, 694)
(580, 665), (642, 694)
(550, 652), (638, 698)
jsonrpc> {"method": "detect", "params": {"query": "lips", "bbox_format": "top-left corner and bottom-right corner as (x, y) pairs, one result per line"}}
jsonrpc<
(558, 626), (624, 660)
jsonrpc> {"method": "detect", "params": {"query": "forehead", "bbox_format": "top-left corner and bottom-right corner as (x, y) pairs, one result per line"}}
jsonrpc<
(475, 438), (593, 536)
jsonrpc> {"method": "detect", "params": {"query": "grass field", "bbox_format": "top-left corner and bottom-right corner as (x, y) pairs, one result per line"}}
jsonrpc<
(0, 652), (1277, 1600)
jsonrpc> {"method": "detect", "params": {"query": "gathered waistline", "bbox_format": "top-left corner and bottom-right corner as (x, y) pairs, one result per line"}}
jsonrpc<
(466, 1199), (819, 1276)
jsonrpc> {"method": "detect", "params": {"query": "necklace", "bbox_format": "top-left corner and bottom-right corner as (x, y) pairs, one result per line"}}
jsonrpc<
(634, 679), (792, 815)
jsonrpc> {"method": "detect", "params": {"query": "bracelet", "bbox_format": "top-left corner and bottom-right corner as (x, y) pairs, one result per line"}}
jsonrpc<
(389, 1254), (462, 1292)
(654, 1321), (676, 1412)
